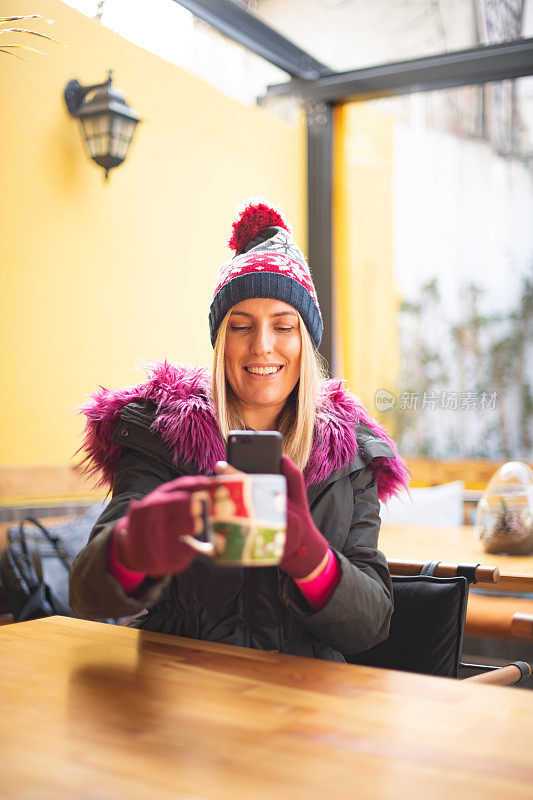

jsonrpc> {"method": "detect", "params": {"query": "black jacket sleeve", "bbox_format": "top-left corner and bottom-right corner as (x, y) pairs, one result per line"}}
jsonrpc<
(69, 446), (179, 620)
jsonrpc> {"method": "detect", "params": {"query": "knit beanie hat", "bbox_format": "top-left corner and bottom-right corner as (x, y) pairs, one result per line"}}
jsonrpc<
(209, 200), (323, 349)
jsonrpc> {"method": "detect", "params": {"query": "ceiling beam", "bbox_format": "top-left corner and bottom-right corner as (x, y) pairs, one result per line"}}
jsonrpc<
(262, 38), (533, 104)
(171, 0), (333, 80)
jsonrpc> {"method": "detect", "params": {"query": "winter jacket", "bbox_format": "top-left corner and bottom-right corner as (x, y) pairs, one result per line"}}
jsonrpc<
(70, 362), (409, 662)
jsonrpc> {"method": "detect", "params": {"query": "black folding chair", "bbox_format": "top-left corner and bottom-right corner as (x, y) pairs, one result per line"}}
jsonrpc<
(347, 560), (531, 686)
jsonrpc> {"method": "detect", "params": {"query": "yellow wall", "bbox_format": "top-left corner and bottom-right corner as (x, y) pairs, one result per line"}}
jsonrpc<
(0, 0), (306, 466)
(333, 102), (400, 424)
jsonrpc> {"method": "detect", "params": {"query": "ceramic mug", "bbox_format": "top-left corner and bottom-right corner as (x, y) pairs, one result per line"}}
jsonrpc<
(181, 474), (287, 566)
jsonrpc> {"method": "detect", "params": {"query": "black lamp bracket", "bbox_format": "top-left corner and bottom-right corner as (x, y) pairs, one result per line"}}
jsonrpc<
(64, 70), (113, 116)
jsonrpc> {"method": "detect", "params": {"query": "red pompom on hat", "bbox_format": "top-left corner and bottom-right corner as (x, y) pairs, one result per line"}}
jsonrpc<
(209, 198), (323, 349)
(227, 201), (291, 255)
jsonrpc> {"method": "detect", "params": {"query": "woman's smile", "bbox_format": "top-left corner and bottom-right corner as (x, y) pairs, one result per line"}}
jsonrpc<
(244, 364), (284, 379)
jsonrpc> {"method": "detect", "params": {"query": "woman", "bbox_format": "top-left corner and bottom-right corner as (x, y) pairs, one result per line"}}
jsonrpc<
(70, 200), (409, 662)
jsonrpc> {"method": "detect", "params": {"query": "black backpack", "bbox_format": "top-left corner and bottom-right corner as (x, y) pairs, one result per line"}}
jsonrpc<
(0, 501), (116, 623)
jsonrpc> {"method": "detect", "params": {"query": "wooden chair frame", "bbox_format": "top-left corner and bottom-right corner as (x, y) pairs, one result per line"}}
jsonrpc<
(387, 559), (531, 686)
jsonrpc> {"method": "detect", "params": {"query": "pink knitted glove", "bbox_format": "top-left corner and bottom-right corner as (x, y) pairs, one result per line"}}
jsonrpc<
(279, 455), (330, 580)
(112, 475), (211, 577)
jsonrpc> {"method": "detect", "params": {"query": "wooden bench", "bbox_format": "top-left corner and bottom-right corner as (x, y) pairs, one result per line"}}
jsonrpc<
(466, 594), (533, 641)
(404, 457), (533, 490)
(405, 458), (533, 525)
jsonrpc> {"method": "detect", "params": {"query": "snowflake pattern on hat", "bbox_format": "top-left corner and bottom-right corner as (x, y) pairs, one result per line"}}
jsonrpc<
(214, 253), (319, 307)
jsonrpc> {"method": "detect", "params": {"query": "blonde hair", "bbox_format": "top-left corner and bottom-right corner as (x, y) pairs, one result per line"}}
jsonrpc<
(213, 308), (328, 471)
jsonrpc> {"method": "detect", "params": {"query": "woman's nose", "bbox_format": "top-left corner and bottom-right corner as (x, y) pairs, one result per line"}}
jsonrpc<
(250, 324), (274, 354)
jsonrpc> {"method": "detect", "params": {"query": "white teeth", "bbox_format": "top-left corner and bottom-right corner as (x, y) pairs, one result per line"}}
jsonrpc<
(245, 366), (282, 375)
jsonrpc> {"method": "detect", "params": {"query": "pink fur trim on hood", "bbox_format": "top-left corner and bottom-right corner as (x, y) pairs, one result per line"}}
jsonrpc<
(75, 361), (409, 502)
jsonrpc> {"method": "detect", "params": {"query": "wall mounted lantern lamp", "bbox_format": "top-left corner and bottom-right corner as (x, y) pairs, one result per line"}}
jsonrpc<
(64, 70), (141, 180)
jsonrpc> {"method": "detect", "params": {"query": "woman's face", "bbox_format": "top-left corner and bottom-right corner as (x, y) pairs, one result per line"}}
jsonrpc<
(224, 298), (302, 417)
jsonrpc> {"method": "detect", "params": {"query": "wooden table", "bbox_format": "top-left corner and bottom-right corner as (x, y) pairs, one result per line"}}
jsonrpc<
(1, 617), (533, 800)
(380, 523), (533, 593)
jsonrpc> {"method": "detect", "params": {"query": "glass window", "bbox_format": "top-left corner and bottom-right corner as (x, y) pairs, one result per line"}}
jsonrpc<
(336, 76), (533, 460)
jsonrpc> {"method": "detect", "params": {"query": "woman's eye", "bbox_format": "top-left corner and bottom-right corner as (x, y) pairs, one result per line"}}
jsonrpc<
(229, 325), (294, 332)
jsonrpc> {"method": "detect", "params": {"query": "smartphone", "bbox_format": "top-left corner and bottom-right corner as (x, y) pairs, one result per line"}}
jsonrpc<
(226, 431), (282, 474)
